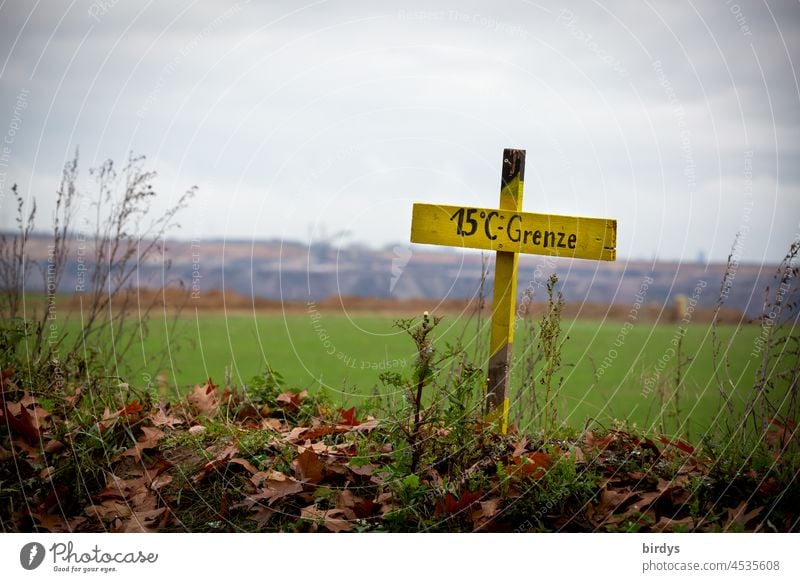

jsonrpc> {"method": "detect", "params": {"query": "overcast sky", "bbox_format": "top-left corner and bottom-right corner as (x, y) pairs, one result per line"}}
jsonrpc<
(0, 0), (798, 263)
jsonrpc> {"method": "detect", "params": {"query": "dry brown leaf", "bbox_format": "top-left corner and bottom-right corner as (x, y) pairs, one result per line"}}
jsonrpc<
(95, 472), (129, 500)
(591, 485), (639, 524)
(471, 498), (501, 530)
(323, 516), (354, 533)
(338, 407), (359, 426)
(13, 437), (43, 464)
(512, 436), (528, 459)
(142, 456), (173, 481)
(308, 441), (327, 454)
(726, 502), (763, 529)
(337, 489), (359, 509)
(286, 426), (308, 442)
(247, 506), (275, 527)
(294, 449), (324, 483)
(4, 400), (21, 415)
(351, 418), (380, 432)
(26, 406), (52, 430)
(187, 379), (219, 416)
(120, 427), (165, 461)
(250, 470), (304, 504)
(15, 394), (52, 430)
(2, 399), (41, 443)
(336, 489), (375, 518)
(348, 463), (375, 477)
(302, 425), (350, 440)
(228, 457), (259, 475)
(63, 386), (82, 409)
(149, 474), (173, 491)
(276, 390), (308, 410)
(86, 500), (134, 521)
(508, 451), (550, 480)
(30, 512), (74, 533)
(120, 520), (154, 533)
(151, 408), (183, 428)
(98, 401), (144, 432)
(138, 426), (165, 448)
(658, 435), (695, 454)
(376, 491), (398, 515)
(261, 418), (283, 431)
(119, 507), (167, 533)
(193, 444), (243, 482)
(44, 439), (64, 454)
(67, 516), (88, 531)
(132, 507), (167, 522)
(301, 505), (355, 532)
(435, 490), (484, 516)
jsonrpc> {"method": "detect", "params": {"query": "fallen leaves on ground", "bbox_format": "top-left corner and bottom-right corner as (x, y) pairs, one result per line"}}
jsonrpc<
(294, 448), (324, 484)
(434, 489), (484, 516)
(85, 458), (173, 533)
(248, 470), (304, 505)
(507, 451), (550, 480)
(187, 379), (221, 416)
(2, 378), (796, 533)
(120, 427), (165, 461)
(301, 505), (356, 532)
(725, 501), (763, 530)
(276, 390), (308, 411)
(193, 444), (258, 483)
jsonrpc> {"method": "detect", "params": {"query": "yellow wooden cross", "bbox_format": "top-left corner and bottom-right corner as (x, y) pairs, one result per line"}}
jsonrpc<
(409, 148), (617, 432)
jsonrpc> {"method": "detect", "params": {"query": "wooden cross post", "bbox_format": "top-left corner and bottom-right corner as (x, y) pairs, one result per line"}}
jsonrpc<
(409, 148), (617, 433)
(486, 149), (525, 431)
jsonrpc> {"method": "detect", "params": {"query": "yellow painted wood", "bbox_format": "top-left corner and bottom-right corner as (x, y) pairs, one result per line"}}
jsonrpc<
(485, 159), (524, 434)
(410, 203), (617, 261)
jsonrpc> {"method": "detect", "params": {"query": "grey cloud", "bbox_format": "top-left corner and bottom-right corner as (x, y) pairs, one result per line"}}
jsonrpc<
(0, 0), (798, 263)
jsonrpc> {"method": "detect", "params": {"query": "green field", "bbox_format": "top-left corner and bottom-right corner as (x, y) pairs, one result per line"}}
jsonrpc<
(81, 310), (771, 439)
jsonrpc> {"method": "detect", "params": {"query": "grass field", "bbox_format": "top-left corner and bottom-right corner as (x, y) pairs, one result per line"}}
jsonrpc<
(66, 309), (771, 439)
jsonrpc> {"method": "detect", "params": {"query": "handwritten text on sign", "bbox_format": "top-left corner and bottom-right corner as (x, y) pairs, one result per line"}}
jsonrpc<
(410, 203), (617, 261)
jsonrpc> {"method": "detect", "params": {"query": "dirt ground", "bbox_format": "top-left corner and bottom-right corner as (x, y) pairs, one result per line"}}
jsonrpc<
(51, 287), (745, 323)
